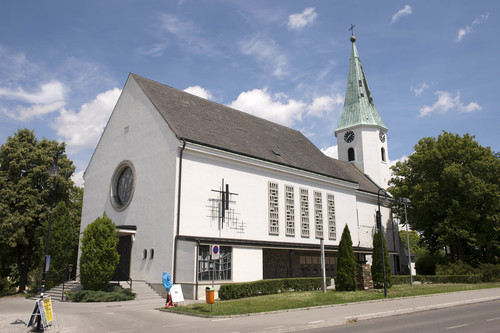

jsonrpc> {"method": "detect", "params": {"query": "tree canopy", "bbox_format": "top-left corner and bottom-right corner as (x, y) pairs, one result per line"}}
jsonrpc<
(389, 131), (500, 265)
(0, 129), (76, 292)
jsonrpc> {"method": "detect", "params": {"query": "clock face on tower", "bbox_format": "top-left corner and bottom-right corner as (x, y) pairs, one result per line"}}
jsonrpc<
(344, 130), (355, 143)
(379, 131), (386, 143)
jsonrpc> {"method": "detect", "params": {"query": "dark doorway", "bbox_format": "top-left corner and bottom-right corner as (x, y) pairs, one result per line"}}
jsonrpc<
(113, 235), (132, 281)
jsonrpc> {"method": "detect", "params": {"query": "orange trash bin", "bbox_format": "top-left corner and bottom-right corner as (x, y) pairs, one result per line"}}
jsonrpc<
(205, 287), (214, 304)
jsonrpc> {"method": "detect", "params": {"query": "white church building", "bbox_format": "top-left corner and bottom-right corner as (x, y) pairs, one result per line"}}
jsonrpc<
(79, 35), (406, 299)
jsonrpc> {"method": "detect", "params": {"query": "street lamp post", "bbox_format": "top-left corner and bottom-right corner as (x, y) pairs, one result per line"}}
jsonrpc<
(399, 197), (412, 287)
(40, 151), (60, 298)
(377, 188), (389, 297)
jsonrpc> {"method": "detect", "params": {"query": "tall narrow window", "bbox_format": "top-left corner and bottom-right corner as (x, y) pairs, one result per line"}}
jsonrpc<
(314, 191), (323, 239)
(285, 185), (295, 236)
(300, 188), (310, 237)
(327, 194), (336, 240)
(348, 148), (355, 161)
(381, 147), (386, 162)
(268, 182), (279, 235)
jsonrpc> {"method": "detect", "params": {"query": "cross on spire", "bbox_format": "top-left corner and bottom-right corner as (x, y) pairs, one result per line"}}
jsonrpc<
(349, 24), (355, 36)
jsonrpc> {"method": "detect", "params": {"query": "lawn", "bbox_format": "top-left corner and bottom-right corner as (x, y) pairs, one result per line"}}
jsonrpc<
(163, 282), (500, 316)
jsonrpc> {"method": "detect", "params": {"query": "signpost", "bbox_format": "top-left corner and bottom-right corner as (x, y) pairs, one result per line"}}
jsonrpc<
(27, 296), (54, 331)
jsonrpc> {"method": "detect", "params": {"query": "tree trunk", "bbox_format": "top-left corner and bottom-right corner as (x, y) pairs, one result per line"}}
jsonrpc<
(17, 249), (29, 293)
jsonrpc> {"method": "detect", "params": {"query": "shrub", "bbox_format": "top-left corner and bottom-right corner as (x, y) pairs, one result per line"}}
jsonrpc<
(392, 275), (482, 284)
(478, 263), (500, 282)
(67, 285), (135, 302)
(79, 213), (119, 291)
(218, 277), (330, 300)
(0, 277), (12, 296)
(371, 230), (392, 289)
(415, 253), (445, 275)
(335, 225), (357, 291)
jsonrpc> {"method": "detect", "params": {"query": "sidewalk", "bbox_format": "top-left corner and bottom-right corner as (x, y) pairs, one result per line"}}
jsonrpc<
(1, 288), (500, 333)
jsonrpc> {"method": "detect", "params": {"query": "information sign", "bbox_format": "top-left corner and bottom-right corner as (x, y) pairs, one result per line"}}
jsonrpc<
(170, 284), (184, 303)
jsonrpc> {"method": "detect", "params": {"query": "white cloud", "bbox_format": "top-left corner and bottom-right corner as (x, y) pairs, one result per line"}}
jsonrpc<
(158, 13), (216, 55)
(0, 80), (66, 120)
(72, 170), (85, 188)
(456, 13), (489, 42)
(389, 155), (408, 168)
(287, 8), (317, 31)
(391, 5), (413, 24)
(419, 90), (482, 117)
(240, 34), (288, 78)
(184, 86), (213, 100)
(410, 82), (429, 96)
(321, 145), (338, 159)
(53, 88), (121, 154)
(4, 100), (66, 121)
(307, 94), (343, 117)
(0, 81), (65, 105)
(228, 88), (305, 127)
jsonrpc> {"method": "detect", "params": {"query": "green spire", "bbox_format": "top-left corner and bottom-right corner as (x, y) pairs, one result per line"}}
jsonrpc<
(336, 36), (387, 133)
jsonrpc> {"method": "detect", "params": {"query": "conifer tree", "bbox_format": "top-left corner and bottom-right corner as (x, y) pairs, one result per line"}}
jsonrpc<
(79, 213), (119, 291)
(335, 225), (357, 291)
(371, 230), (392, 289)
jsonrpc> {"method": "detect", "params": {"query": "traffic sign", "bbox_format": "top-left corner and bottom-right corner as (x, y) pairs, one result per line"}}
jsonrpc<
(211, 244), (220, 260)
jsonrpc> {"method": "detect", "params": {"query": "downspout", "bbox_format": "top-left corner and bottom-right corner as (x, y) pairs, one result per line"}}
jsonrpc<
(173, 138), (186, 284)
(195, 239), (200, 300)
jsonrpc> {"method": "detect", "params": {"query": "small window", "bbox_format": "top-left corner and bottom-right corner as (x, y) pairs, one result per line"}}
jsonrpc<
(358, 80), (363, 87)
(381, 147), (386, 162)
(150, 248), (155, 259)
(348, 148), (355, 162)
(143, 249), (147, 259)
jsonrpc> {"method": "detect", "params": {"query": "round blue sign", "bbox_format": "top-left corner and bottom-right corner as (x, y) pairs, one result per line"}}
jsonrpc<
(213, 245), (219, 254)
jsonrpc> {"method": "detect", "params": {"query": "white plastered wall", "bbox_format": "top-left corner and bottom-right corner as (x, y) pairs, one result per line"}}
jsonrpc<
(79, 75), (180, 285)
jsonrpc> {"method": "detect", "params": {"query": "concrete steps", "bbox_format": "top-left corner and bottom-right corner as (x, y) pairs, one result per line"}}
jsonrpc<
(43, 280), (83, 301)
(118, 280), (165, 301)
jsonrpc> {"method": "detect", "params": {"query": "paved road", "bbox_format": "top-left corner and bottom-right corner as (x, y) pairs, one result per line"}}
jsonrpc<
(2, 288), (500, 333)
(304, 299), (500, 332)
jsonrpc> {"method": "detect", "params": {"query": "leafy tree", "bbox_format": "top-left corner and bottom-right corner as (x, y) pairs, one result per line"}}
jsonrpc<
(389, 131), (500, 264)
(79, 213), (119, 291)
(0, 129), (75, 292)
(371, 230), (392, 289)
(399, 230), (423, 256)
(335, 225), (357, 291)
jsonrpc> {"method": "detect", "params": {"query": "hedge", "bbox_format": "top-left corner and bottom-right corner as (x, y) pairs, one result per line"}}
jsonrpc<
(218, 277), (330, 300)
(392, 275), (482, 284)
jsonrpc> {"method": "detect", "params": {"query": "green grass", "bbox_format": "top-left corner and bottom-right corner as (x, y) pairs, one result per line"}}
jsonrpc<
(163, 282), (500, 316)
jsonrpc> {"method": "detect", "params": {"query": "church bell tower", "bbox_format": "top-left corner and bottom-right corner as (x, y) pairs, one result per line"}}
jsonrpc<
(335, 34), (390, 188)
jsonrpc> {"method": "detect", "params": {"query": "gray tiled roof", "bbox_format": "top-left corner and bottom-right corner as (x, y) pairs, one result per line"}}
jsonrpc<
(132, 73), (380, 194)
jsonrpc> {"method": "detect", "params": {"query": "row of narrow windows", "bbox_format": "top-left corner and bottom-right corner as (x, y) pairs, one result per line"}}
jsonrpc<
(268, 182), (337, 240)
(347, 148), (386, 162)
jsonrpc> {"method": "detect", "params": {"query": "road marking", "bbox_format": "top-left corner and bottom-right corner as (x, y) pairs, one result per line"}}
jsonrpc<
(162, 324), (185, 328)
(264, 326), (284, 330)
(487, 317), (500, 321)
(211, 318), (232, 322)
(446, 324), (469, 330)
(308, 320), (325, 324)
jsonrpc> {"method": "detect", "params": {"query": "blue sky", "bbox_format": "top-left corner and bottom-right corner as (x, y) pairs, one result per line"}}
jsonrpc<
(1, 1), (498, 186)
